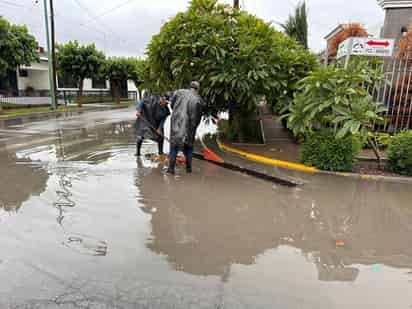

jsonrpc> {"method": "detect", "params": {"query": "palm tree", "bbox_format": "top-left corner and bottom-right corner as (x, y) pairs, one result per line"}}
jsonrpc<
(281, 1), (308, 49)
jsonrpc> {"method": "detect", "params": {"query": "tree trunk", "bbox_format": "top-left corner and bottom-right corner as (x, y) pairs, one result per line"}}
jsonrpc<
(78, 79), (84, 108)
(114, 81), (121, 105)
(233, 0), (240, 9)
(228, 104), (234, 126)
(367, 136), (382, 169)
(232, 110), (245, 143)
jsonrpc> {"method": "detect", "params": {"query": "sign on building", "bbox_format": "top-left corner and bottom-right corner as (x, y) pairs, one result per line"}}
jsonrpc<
(337, 37), (395, 59)
(336, 38), (350, 59)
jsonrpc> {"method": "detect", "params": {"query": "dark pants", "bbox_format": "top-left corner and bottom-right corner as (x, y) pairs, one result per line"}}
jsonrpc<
(168, 144), (193, 173)
(136, 135), (164, 156)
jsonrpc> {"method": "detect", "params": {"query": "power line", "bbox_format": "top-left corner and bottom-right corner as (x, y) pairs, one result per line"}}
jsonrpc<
(70, 0), (141, 50)
(53, 10), (139, 52)
(82, 0), (136, 26)
(0, 0), (24, 8)
(71, 0), (136, 52)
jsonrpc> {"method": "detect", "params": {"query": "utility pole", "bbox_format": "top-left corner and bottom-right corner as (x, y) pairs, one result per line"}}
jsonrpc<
(50, 0), (58, 107)
(234, 0), (239, 8)
(42, 0), (56, 111)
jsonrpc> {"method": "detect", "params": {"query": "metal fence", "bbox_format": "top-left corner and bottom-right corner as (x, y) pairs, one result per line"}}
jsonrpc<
(370, 55), (412, 133)
(0, 90), (139, 107)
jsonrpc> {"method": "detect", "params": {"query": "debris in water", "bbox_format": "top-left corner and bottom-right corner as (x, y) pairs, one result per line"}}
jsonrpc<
(335, 240), (345, 247)
(371, 264), (382, 272)
(145, 154), (168, 162)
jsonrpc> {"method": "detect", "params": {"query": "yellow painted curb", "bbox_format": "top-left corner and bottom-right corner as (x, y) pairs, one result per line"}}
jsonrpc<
(217, 140), (319, 173)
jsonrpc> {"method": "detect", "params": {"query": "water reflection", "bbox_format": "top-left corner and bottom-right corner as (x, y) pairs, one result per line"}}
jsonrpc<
(137, 162), (412, 282)
(0, 148), (48, 213)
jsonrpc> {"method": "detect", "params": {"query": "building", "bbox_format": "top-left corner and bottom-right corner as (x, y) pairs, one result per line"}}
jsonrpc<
(378, 1), (412, 39)
(321, 24), (369, 65)
(321, 24), (347, 65)
(0, 48), (138, 100)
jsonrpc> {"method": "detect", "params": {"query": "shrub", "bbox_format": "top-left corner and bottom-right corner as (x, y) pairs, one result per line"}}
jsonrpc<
(387, 131), (412, 176)
(217, 119), (236, 141)
(217, 119), (263, 143)
(300, 130), (361, 172)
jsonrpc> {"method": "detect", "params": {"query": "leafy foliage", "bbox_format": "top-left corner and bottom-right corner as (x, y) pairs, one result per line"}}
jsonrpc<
(145, 0), (317, 117)
(56, 41), (105, 106)
(217, 118), (263, 143)
(387, 131), (412, 176)
(104, 57), (136, 104)
(300, 130), (361, 172)
(0, 16), (39, 77)
(217, 119), (236, 141)
(285, 59), (386, 166)
(281, 1), (308, 49)
(130, 58), (147, 91)
(286, 60), (384, 135)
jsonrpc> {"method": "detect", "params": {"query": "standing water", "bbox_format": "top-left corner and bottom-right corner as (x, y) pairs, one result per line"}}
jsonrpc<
(0, 112), (411, 308)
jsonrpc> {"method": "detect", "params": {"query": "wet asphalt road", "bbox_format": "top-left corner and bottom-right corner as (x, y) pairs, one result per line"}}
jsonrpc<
(0, 108), (411, 309)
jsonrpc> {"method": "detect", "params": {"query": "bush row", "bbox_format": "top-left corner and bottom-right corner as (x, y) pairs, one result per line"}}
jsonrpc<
(300, 129), (412, 176)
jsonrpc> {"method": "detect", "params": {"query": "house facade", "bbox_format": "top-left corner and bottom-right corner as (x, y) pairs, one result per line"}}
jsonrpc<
(1, 49), (138, 99)
(378, 1), (412, 39)
(321, 24), (347, 65)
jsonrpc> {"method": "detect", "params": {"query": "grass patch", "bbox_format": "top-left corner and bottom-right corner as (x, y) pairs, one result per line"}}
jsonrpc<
(0, 100), (134, 118)
(115, 100), (135, 107)
(0, 105), (96, 118)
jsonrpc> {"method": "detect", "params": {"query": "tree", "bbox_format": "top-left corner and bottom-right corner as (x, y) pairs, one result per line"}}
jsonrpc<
(145, 0), (317, 124)
(285, 60), (387, 167)
(56, 41), (105, 107)
(128, 58), (147, 99)
(0, 16), (39, 77)
(281, 1), (308, 49)
(333, 97), (387, 168)
(104, 57), (135, 105)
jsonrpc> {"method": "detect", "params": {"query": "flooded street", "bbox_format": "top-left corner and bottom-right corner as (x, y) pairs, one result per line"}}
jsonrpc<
(0, 108), (411, 308)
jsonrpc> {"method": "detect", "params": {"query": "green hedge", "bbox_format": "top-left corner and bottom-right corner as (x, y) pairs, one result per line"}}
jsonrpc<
(217, 118), (264, 144)
(300, 130), (361, 172)
(387, 131), (412, 176)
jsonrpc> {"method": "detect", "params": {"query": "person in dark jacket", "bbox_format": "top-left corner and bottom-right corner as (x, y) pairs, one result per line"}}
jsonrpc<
(166, 81), (203, 174)
(136, 93), (170, 156)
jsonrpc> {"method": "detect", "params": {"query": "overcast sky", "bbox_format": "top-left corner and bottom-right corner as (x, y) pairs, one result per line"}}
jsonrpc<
(0, 0), (385, 56)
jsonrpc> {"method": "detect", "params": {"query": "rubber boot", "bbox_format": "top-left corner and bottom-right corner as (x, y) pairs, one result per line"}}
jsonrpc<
(166, 158), (176, 175)
(136, 139), (143, 157)
(158, 139), (164, 155)
(186, 160), (192, 174)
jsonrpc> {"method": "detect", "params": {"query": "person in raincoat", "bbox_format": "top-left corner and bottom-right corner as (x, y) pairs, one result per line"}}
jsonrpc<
(166, 81), (203, 174)
(136, 92), (170, 156)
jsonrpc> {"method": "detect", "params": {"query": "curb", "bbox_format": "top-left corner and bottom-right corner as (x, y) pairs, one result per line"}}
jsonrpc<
(217, 139), (412, 184)
(192, 150), (298, 187)
(217, 140), (318, 173)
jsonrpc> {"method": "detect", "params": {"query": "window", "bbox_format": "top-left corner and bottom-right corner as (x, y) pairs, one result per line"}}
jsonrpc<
(92, 78), (107, 89)
(19, 69), (28, 77)
(58, 74), (78, 89)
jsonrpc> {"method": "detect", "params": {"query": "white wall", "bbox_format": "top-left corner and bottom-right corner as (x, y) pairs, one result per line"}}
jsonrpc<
(127, 80), (137, 91)
(18, 59), (136, 93)
(18, 60), (49, 91)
